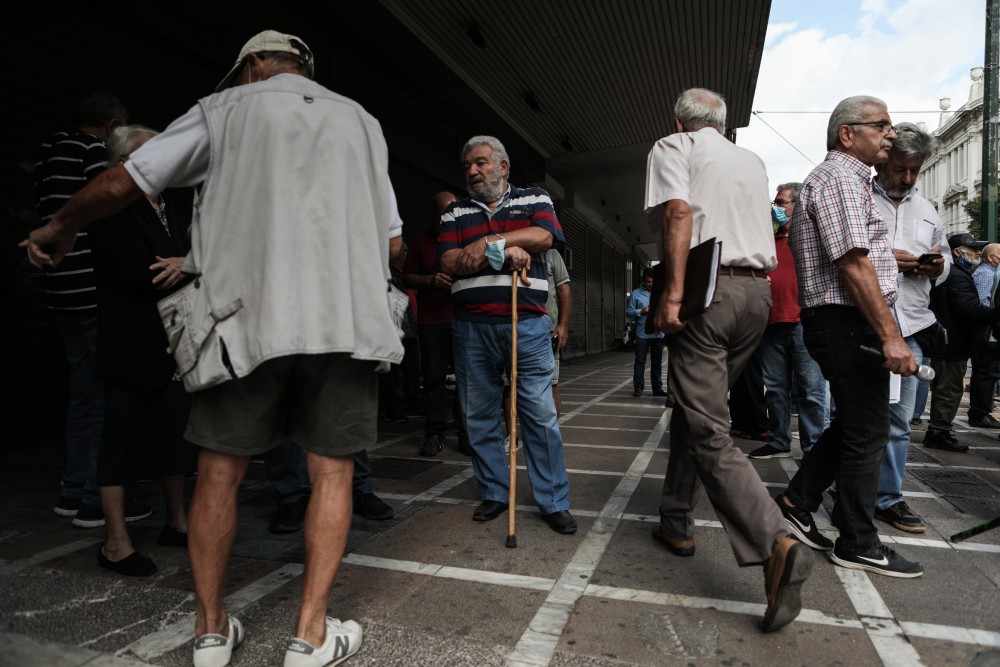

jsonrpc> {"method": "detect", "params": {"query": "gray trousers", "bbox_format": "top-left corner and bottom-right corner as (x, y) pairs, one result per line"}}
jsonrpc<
(658, 274), (789, 566)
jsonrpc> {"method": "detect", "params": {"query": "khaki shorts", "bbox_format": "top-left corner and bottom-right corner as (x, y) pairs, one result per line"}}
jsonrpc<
(186, 353), (378, 457)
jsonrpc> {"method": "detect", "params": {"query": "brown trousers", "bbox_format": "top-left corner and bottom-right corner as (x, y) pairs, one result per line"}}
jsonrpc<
(658, 274), (789, 566)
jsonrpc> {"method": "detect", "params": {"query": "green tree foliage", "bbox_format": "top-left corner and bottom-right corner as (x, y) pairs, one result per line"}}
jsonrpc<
(965, 195), (983, 239)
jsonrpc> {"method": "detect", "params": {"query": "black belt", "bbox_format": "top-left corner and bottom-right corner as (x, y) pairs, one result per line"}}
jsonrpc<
(718, 265), (766, 278)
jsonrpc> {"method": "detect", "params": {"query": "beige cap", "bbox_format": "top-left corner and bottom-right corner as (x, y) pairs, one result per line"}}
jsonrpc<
(216, 30), (314, 92)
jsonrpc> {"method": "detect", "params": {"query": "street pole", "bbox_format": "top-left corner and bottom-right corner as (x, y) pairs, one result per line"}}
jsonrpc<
(984, 0), (999, 241)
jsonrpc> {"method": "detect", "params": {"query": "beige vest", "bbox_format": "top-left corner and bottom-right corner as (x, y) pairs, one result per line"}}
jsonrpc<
(158, 75), (403, 391)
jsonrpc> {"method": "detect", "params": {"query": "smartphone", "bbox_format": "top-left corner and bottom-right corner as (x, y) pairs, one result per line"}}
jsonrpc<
(916, 252), (942, 265)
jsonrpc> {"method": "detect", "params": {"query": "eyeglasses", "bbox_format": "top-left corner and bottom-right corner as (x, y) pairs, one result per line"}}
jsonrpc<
(774, 198), (794, 206)
(846, 119), (894, 134)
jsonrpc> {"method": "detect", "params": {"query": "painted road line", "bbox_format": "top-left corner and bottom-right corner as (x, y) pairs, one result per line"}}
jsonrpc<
(343, 553), (555, 591)
(0, 537), (102, 576)
(127, 562), (304, 662)
(506, 409), (669, 667)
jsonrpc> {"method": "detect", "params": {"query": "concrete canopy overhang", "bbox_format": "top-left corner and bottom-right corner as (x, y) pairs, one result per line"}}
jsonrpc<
(380, 0), (772, 259)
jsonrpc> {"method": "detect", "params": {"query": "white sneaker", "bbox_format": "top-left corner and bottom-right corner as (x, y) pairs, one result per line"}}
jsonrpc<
(284, 617), (362, 667)
(193, 616), (244, 667)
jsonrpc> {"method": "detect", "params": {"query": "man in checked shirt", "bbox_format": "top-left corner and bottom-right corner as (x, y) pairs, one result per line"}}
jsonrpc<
(777, 96), (924, 578)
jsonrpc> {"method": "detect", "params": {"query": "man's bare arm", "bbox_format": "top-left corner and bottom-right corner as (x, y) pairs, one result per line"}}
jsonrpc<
(835, 248), (915, 376)
(553, 282), (571, 350)
(389, 236), (403, 269)
(22, 166), (143, 268)
(442, 227), (553, 276)
(652, 199), (693, 334)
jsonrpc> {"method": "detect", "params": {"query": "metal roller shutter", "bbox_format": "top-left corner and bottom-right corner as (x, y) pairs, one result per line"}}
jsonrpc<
(586, 227), (603, 354)
(602, 242), (616, 351)
(560, 212), (588, 360)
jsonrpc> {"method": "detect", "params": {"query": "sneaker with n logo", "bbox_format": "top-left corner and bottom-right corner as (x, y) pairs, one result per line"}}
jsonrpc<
(284, 617), (362, 667)
(828, 540), (923, 578)
(774, 494), (833, 551)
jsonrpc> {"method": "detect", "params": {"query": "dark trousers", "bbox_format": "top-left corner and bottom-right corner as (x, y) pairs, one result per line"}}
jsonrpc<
(53, 313), (104, 508)
(264, 440), (373, 503)
(968, 343), (999, 421)
(633, 337), (664, 392)
(928, 357), (968, 432)
(785, 306), (888, 553)
(419, 323), (465, 438)
(729, 348), (768, 434)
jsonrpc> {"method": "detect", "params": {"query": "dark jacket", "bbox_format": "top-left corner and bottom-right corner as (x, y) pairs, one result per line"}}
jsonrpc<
(89, 189), (193, 391)
(928, 261), (999, 359)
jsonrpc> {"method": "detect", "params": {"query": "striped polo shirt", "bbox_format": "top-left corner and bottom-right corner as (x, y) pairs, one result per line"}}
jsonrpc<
(34, 129), (108, 313)
(438, 184), (564, 324)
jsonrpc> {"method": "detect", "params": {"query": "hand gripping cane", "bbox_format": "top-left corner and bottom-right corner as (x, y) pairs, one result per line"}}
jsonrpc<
(507, 266), (531, 548)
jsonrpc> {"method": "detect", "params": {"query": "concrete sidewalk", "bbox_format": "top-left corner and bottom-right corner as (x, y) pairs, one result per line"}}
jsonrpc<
(2, 352), (1000, 666)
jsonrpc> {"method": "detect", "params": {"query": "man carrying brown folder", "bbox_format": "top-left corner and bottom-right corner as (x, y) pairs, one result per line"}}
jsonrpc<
(643, 88), (813, 632)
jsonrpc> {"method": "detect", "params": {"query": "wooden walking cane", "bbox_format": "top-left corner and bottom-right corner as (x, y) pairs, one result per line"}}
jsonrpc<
(507, 266), (531, 548)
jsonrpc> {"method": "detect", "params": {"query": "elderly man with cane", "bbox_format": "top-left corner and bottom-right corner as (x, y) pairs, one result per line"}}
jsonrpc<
(438, 135), (576, 537)
(23, 30), (404, 667)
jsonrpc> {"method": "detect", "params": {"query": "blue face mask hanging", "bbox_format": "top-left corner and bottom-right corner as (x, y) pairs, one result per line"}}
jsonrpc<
(485, 236), (507, 271)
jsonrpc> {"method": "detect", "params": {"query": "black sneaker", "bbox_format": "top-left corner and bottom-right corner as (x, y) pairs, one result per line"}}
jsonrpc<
(269, 496), (309, 534)
(419, 434), (444, 457)
(748, 444), (792, 459)
(969, 414), (1000, 429)
(775, 494), (833, 551)
(53, 496), (82, 517)
(353, 491), (394, 520)
(874, 501), (925, 533)
(923, 429), (969, 453)
(72, 502), (152, 528)
(828, 540), (923, 578)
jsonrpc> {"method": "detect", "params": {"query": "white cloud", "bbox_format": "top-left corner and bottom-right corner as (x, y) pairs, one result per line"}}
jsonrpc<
(737, 0), (984, 195)
(764, 21), (798, 47)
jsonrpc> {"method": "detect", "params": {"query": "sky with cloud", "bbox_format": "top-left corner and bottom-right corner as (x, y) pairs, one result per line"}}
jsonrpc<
(736, 0), (987, 194)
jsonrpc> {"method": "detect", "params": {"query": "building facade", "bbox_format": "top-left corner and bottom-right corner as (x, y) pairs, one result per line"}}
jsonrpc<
(917, 67), (986, 236)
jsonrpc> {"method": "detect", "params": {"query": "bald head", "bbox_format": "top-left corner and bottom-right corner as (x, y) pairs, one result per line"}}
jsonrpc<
(983, 243), (1000, 268)
(433, 191), (457, 216)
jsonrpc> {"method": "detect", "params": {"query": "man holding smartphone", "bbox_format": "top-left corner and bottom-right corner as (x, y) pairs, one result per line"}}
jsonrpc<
(871, 122), (949, 534)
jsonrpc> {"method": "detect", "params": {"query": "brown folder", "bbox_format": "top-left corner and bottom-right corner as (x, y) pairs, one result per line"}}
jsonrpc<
(645, 237), (722, 335)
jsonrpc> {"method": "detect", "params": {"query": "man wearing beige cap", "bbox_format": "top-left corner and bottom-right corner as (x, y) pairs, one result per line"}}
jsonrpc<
(23, 30), (404, 667)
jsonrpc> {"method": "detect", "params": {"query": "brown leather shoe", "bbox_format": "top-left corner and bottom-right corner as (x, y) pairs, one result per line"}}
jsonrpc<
(762, 536), (814, 632)
(651, 526), (695, 557)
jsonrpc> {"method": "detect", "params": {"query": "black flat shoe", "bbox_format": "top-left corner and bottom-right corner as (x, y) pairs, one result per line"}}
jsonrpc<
(473, 500), (508, 522)
(98, 547), (157, 577)
(542, 510), (577, 534)
(158, 524), (188, 547)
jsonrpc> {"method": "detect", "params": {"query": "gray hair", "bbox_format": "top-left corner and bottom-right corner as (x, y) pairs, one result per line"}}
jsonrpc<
(107, 124), (158, 164)
(890, 122), (936, 162)
(776, 182), (802, 202)
(461, 135), (510, 169)
(827, 95), (887, 150)
(674, 88), (726, 132)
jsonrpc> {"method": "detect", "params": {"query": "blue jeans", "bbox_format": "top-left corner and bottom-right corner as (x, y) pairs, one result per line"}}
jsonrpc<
(877, 336), (923, 510)
(759, 322), (827, 452)
(265, 440), (373, 503)
(786, 306), (889, 553)
(453, 316), (570, 514)
(53, 313), (103, 508)
(633, 336), (664, 392)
